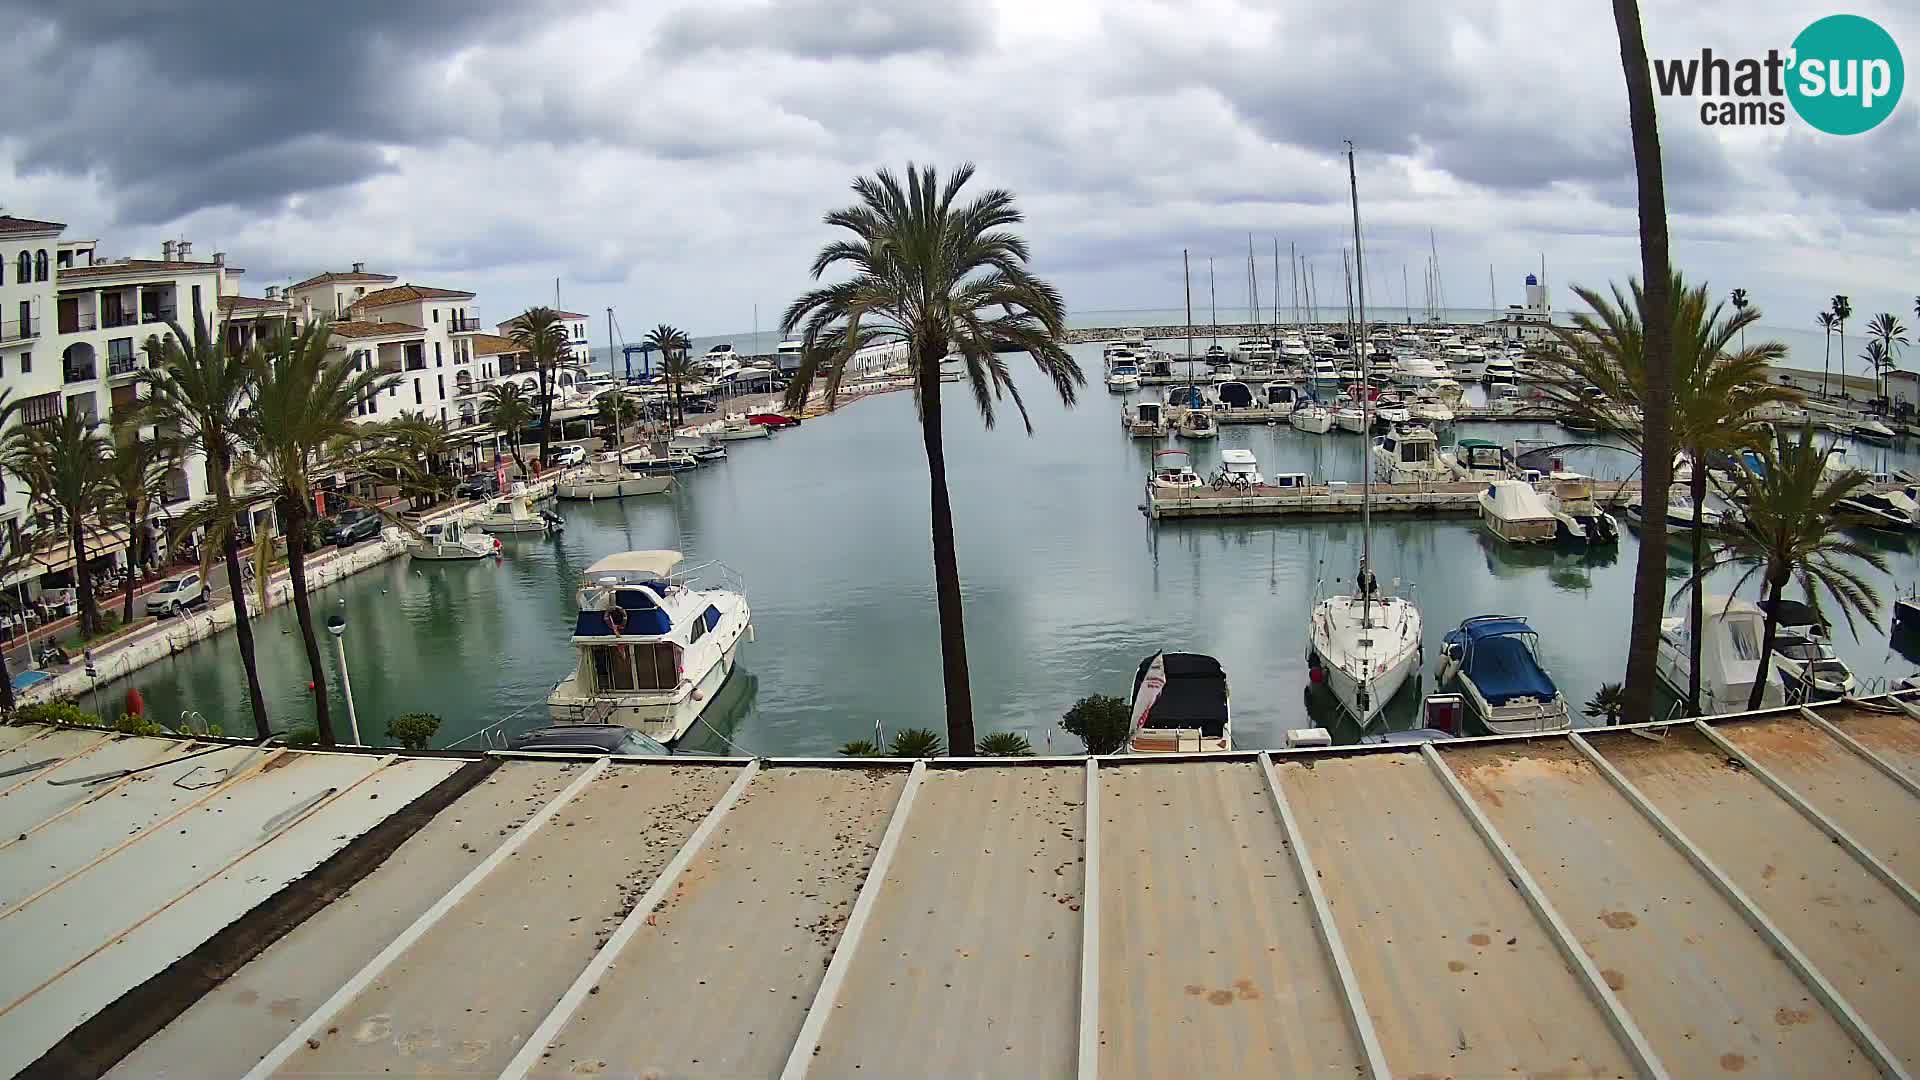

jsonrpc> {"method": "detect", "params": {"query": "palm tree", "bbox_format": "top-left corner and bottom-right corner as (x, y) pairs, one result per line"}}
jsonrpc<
(1604, 0), (1679, 727)
(1683, 426), (1885, 710)
(2, 408), (109, 639)
(136, 314), (270, 737)
(381, 411), (457, 508)
(1816, 311), (1839, 396)
(783, 163), (1083, 753)
(479, 383), (536, 478)
(1729, 288), (1748, 351)
(1830, 294), (1852, 398)
(658, 352), (695, 426)
(0, 520), (43, 714)
(595, 391), (638, 446)
(507, 307), (570, 462)
(231, 321), (401, 744)
(1866, 312), (1907, 402)
(100, 422), (180, 625)
(1545, 274), (1797, 714)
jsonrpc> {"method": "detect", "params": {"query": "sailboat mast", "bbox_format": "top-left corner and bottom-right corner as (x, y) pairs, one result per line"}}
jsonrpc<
(1488, 265), (1496, 315)
(1272, 237), (1281, 340)
(1348, 142), (1373, 629)
(1184, 249), (1195, 401)
(1208, 258), (1218, 347)
(1289, 242), (1298, 326)
(1402, 265), (1410, 325)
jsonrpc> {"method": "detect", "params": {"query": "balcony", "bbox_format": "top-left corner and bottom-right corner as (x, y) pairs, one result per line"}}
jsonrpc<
(107, 355), (141, 379)
(102, 310), (139, 330)
(63, 361), (97, 384)
(0, 317), (38, 343)
(141, 308), (178, 325)
(448, 315), (481, 333)
(58, 311), (96, 334)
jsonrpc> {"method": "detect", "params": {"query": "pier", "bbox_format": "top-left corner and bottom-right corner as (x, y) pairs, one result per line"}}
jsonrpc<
(1148, 478), (1646, 520)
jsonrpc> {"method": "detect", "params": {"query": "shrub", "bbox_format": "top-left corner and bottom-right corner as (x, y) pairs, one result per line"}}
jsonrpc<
(837, 739), (884, 758)
(12, 701), (103, 727)
(976, 731), (1035, 757)
(115, 713), (166, 736)
(887, 727), (945, 758)
(388, 712), (443, 751)
(284, 722), (319, 748)
(1062, 694), (1131, 755)
(1583, 682), (1627, 726)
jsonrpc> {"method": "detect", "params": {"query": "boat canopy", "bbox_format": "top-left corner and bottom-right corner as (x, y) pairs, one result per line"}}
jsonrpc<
(1166, 385), (1208, 409)
(584, 550), (683, 579)
(1220, 449), (1257, 465)
(1755, 597), (1828, 633)
(1450, 615), (1537, 642)
(1217, 382), (1253, 408)
(1444, 617), (1558, 705)
(1131, 653), (1228, 736)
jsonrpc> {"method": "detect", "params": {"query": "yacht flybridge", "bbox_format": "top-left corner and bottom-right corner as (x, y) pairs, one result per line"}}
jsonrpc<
(547, 550), (753, 744)
(1308, 144), (1424, 728)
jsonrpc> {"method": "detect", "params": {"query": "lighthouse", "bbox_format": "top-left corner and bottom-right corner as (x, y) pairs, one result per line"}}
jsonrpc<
(1523, 272), (1548, 316)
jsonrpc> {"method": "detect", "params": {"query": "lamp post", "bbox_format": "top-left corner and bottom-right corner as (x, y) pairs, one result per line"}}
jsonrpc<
(325, 611), (361, 745)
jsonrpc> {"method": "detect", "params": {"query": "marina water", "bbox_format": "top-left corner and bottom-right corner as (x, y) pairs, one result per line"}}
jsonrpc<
(103, 341), (1920, 753)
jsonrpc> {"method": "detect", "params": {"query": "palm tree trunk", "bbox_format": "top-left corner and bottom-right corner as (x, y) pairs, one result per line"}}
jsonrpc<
(1612, 0), (1676, 725)
(122, 501), (139, 626)
(918, 354), (975, 755)
(1747, 573), (1786, 711)
(1822, 330), (1831, 398)
(214, 460), (271, 739)
(0, 647), (14, 713)
(537, 366), (554, 461)
(71, 517), (100, 638)
(1686, 464), (1706, 714)
(281, 497), (336, 745)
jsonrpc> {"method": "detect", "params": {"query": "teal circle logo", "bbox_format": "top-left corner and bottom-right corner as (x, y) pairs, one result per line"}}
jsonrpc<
(1788, 14), (1903, 135)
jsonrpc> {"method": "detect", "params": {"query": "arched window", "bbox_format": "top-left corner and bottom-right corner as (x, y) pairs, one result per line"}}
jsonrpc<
(34, 250), (48, 281)
(15, 252), (28, 283)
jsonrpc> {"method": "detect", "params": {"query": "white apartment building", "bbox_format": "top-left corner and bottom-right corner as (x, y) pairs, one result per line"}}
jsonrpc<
(288, 274), (482, 427)
(495, 308), (593, 367)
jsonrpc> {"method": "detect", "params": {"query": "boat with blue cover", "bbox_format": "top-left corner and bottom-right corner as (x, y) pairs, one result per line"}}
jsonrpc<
(546, 550), (753, 744)
(1435, 615), (1570, 735)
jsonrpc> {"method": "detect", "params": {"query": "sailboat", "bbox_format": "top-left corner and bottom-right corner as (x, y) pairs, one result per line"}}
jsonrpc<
(1307, 144), (1425, 727)
(1173, 250), (1217, 439)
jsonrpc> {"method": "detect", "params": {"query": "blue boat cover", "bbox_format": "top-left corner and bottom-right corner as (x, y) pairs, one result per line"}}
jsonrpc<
(1457, 635), (1557, 704)
(1450, 616), (1535, 642)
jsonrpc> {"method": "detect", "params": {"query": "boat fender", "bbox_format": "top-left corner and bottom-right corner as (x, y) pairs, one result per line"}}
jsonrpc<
(604, 606), (628, 635)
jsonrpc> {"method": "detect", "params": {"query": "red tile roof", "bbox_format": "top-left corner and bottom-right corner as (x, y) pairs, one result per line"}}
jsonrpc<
(550, 310), (590, 320)
(470, 333), (523, 356)
(290, 270), (398, 290)
(330, 320), (425, 339)
(55, 259), (222, 281)
(0, 215), (65, 236)
(353, 284), (476, 309)
(217, 295), (288, 314)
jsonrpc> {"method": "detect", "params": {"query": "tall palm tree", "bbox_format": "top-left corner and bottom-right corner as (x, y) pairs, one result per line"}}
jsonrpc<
(1816, 311), (1839, 396)
(1865, 312), (1907, 402)
(658, 352), (696, 426)
(479, 383), (536, 478)
(1830, 294), (1852, 398)
(232, 321), (401, 744)
(595, 391), (639, 445)
(1545, 274), (1797, 714)
(1683, 426), (1885, 710)
(2, 408), (109, 638)
(100, 422), (180, 625)
(380, 411), (457, 508)
(1729, 287), (1748, 351)
(136, 315), (270, 737)
(783, 163), (1083, 753)
(507, 307), (570, 462)
(1604, 0), (1678, 726)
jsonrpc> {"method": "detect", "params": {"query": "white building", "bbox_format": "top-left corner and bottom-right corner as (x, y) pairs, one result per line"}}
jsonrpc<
(1487, 273), (1555, 344)
(286, 274), (482, 427)
(496, 309), (593, 367)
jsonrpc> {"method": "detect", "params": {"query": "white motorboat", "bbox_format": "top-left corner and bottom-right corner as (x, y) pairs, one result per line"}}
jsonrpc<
(1235, 338), (1276, 362)
(1307, 147), (1424, 730)
(1150, 448), (1203, 490)
(1215, 381), (1256, 411)
(555, 455), (676, 500)
(1479, 479), (1559, 544)
(1126, 652), (1232, 754)
(709, 415), (773, 441)
(1214, 447), (1264, 487)
(547, 550), (753, 745)
(1852, 418), (1897, 445)
(1263, 382), (1300, 411)
(1540, 470), (1620, 545)
(1124, 400), (1169, 437)
(1278, 337), (1311, 363)
(1656, 595), (1782, 713)
(1408, 396), (1455, 425)
(1624, 485), (1725, 531)
(668, 433), (727, 462)
(1333, 404), (1369, 434)
(408, 519), (498, 561)
(1106, 362), (1142, 392)
(1176, 405), (1218, 439)
(1393, 354), (1450, 384)
(1445, 438), (1511, 482)
(477, 493), (563, 535)
(1834, 489), (1918, 530)
(1482, 355), (1517, 384)
(1309, 356), (1340, 383)
(1372, 426), (1449, 484)
(1435, 616), (1570, 735)
(1290, 402), (1334, 434)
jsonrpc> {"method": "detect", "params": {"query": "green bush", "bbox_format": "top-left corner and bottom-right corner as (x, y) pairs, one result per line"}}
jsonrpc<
(284, 722), (319, 748)
(115, 713), (166, 736)
(887, 727), (944, 758)
(1062, 694), (1131, 755)
(1583, 682), (1627, 726)
(388, 712), (443, 751)
(12, 701), (103, 727)
(837, 739), (884, 758)
(976, 731), (1035, 757)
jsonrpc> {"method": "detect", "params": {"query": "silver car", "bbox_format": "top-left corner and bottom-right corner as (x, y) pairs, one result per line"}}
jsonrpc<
(144, 572), (205, 617)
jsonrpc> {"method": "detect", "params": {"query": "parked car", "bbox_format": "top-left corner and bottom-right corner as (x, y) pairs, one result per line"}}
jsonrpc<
(144, 572), (208, 617)
(545, 444), (588, 468)
(322, 510), (381, 547)
(506, 724), (670, 756)
(455, 473), (500, 499)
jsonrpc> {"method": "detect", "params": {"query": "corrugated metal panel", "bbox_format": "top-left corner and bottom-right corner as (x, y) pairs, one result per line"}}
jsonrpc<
(1277, 752), (1634, 1078)
(0, 736), (199, 842)
(0, 757), (460, 1078)
(274, 764), (741, 1077)
(1812, 704), (1920, 791)
(1441, 740), (1873, 1078)
(0, 743), (270, 909)
(812, 766), (1083, 1078)
(0, 725), (48, 753)
(0, 728), (111, 785)
(109, 761), (585, 1080)
(1099, 760), (1359, 1080)
(545, 767), (906, 1079)
(0, 752), (385, 1012)
(1589, 726), (1920, 1072)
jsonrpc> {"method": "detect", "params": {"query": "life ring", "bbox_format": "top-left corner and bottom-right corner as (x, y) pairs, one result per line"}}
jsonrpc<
(603, 605), (628, 635)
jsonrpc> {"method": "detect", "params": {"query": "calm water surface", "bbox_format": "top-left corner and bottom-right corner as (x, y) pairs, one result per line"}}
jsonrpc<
(109, 343), (1920, 752)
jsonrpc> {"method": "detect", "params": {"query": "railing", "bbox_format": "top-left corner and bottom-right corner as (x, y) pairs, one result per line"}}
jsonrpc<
(405, 357), (428, 371)
(448, 315), (481, 332)
(102, 310), (139, 329)
(0, 317), (39, 343)
(108, 355), (140, 377)
(58, 311), (96, 333)
(141, 309), (178, 324)
(63, 363), (98, 383)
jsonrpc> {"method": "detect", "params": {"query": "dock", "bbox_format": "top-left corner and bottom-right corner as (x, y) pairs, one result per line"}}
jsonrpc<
(1147, 478), (1645, 520)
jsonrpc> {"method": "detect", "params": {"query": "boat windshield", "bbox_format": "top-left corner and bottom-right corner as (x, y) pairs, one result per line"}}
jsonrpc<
(590, 642), (678, 692)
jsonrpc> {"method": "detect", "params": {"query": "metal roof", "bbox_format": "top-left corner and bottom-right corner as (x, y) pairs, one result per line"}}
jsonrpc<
(13, 689), (1920, 1079)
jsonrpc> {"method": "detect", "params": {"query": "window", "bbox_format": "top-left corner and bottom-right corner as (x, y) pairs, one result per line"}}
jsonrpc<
(688, 615), (707, 645)
(1727, 619), (1762, 661)
(108, 338), (133, 362)
(434, 342), (442, 366)
(35, 250), (48, 281)
(57, 250), (71, 269)
(20, 351), (29, 373)
(432, 309), (439, 323)
(589, 643), (678, 692)
(591, 645), (637, 692)
(413, 378), (422, 405)
(14, 253), (26, 282)
(191, 284), (201, 313)
(436, 374), (444, 398)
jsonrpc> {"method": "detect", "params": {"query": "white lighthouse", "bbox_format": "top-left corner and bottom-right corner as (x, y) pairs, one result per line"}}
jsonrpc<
(1488, 270), (1556, 344)
(1523, 272), (1548, 316)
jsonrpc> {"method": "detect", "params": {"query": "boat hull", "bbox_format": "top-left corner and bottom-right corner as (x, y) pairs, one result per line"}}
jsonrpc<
(548, 626), (746, 744)
(555, 474), (674, 499)
(1309, 595), (1422, 727)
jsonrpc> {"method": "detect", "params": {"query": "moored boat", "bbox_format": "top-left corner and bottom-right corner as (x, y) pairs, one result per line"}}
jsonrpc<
(477, 493), (563, 535)
(1126, 651), (1232, 754)
(408, 519), (498, 561)
(555, 455), (676, 500)
(1479, 479), (1559, 544)
(1150, 448), (1203, 490)
(1371, 426), (1448, 484)
(1124, 400), (1168, 437)
(1435, 615), (1571, 735)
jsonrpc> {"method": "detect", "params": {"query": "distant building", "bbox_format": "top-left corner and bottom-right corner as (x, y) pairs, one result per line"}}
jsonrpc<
(287, 274), (482, 428)
(1486, 273), (1556, 344)
(495, 309), (593, 367)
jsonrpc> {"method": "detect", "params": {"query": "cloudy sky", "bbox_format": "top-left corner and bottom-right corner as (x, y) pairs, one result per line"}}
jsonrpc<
(4, 0), (1915, 348)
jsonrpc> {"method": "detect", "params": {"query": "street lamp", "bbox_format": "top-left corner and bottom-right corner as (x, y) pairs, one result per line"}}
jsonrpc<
(325, 610), (361, 745)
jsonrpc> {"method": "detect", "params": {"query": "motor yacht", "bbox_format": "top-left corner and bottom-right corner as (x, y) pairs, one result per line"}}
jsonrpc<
(1127, 652), (1232, 754)
(1479, 479), (1559, 543)
(1435, 616), (1570, 735)
(1371, 426), (1449, 484)
(1834, 489), (1918, 530)
(1656, 595), (1782, 713)
(1540, 470), (1619, 545)
(1446, 438), (1511, 482)
(1852, 418), (1897, 445)
(1106, 361), (1142, 392)
(547, 550), (753, 744)
(555, 454), (676, 500)
(1214, 448), (1264, 487)
(1150, 448), (1203, 490)
(1124, 400), (1169, 438)
(477, 493), (563, 535)
(408, 519), (498, 561)
(1175, 405), (1218, 439)
(1623, 485), (1725, 531)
